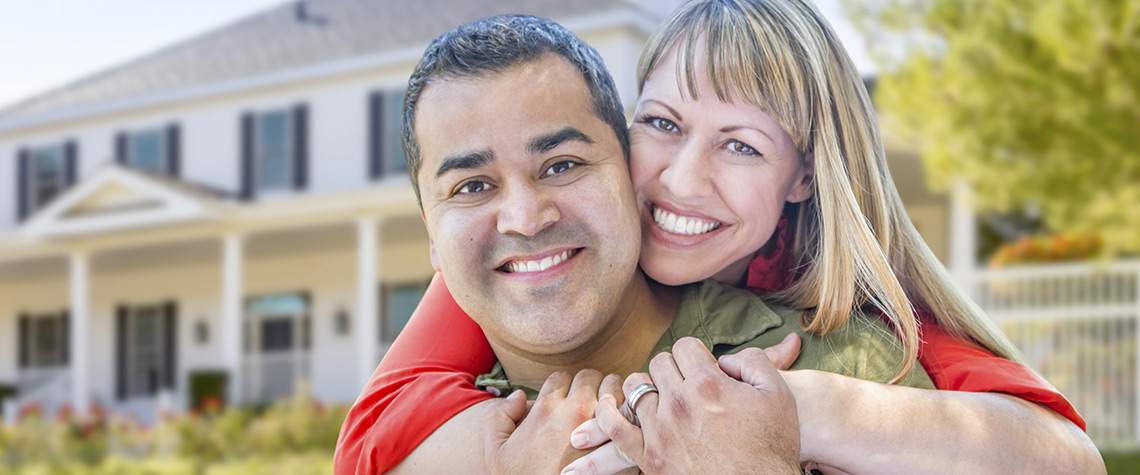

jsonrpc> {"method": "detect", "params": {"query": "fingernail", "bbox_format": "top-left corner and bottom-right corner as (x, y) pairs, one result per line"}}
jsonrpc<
(507, 390), (524, 401)
(562, 469), (577, 475)
(570, 431), (588, 448)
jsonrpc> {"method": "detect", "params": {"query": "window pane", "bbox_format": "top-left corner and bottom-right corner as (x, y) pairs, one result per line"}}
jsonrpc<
(261, 318), (293, 352)
(257, 111), (292, 191)
(30, 146), (65, 209)
(385, 89), (407, 174)
(129, 129), (166, 174)
(32, 317), (60, 367)
(386, 284), (425, 340)
(129, 307), (162, 396)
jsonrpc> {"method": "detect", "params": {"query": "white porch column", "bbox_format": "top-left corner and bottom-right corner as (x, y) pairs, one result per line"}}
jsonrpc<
(220, 234), (244, 405)
(355, 217), (381, 390)
(949, 180), (978, 298)
(68, 251), (90, 413)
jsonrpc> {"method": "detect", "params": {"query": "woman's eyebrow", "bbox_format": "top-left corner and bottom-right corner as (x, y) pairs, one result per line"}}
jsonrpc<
(721, 125), (775, 143)
(526, 126), (594, 156)
(640, 99), (683, 121)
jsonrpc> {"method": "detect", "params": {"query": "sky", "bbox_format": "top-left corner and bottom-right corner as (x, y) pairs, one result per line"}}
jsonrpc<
(0, 0), (874, 111)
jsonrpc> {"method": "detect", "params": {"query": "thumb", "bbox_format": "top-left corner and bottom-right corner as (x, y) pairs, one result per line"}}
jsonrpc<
(764, 332), (802, 370)
(483, 390), (527, 454)
(719, 347), (783, 390)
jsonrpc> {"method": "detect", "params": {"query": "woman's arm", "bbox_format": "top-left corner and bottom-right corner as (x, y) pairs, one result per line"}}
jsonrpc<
(789, 369), (1104, 474)
(333, 273), (497, 475)
(791, 319), (1102, 474)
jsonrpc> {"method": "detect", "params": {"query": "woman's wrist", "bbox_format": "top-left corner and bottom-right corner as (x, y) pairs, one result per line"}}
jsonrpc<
(784, 370), (852, 467)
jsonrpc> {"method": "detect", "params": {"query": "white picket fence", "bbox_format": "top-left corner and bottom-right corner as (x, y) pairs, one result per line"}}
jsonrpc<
(966, 259), (1140, 449)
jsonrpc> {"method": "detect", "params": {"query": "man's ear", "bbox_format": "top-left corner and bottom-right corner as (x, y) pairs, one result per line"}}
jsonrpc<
(786, 151), (815, 203)
(429, 239), (441, 272)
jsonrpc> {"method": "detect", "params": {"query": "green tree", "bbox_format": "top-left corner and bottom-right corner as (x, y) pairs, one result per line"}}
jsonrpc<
(851, 0), (1140, 256)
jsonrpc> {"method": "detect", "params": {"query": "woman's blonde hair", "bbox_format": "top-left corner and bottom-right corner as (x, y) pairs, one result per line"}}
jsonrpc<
(638, 0), (1025, 381)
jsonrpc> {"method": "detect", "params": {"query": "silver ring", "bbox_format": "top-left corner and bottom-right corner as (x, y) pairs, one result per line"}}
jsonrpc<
(624, 383), (658, 426)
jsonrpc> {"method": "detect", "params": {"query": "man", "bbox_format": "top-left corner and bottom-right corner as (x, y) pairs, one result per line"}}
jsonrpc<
(387, 14), (930, 473)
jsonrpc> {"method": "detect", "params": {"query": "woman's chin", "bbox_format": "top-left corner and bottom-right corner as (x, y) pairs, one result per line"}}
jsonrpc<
(640, 250), (715, 286)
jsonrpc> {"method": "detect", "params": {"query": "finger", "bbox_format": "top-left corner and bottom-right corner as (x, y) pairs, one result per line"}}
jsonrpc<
(718, 347), (767, 380)
(482, 390), (528, 455)
(598, 373), (624, 404)
(621, 372), (659, 429)
(561, 441), (637, 475)
(570, 417), (609, 450)
(763, 332), (802, 370)
(671, 337), (721, 380)
(538, 371), (573, 400)
(646, 351), (683, 391)
(569, 369), (605, 401)
(734, 348), (786, 391)
(593, 394), (646, 467)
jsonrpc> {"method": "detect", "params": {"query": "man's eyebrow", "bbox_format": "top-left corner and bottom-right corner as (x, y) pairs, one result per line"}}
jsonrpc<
(526, 127), (594, 156)
(436, 149), (494, 178)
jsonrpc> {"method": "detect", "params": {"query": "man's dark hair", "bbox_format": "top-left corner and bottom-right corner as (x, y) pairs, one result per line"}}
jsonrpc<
(401, 14), (630, 203)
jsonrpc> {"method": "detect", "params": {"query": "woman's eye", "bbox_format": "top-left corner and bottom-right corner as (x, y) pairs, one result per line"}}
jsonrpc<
(648, 117), (679, 133)
(455, 180), (490, 195)
(543, 161), (578, 177)
(727, 140), (759, 156)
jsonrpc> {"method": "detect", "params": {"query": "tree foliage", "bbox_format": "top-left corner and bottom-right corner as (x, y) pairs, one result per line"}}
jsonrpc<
(851, 0), (1140, 256)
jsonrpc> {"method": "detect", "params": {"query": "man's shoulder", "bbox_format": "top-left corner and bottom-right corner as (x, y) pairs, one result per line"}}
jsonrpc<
(668, 280), (800, 355)
(795, 311), (934, 388)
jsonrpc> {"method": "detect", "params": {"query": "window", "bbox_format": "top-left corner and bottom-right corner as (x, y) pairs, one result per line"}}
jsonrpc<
(18, 313), (67, 369)
(261, 318), (294, 352)
(381, 282), (427, 341)
(370, 89), (408, 178)
(128, 129), (167, 174)
(256, 110), (293, 192)
(29, 145), (67, 211)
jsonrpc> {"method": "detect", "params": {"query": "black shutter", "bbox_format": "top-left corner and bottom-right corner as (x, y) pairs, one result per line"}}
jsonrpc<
(115, 132), (128, 164)
(167, 124), (181, 178)
(293, 104), (308, 190)
(369, 92), (384, 180)
(162, 301), (177, 390)
(16, 149), (28, 221)
(240, 112), (255, 200)
(301, 292), (312, 350)
(17, 314), (29, 369)
(60, 310), (70, 365)
(63, 140), (77, 187)
(116, 306), (129, 401)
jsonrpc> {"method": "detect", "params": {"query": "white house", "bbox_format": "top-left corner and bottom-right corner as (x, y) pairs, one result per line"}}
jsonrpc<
(0, 0), (687, 423)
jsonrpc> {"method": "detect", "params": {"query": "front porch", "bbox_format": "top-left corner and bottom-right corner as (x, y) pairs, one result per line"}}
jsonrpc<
(0, 165), (432, 424)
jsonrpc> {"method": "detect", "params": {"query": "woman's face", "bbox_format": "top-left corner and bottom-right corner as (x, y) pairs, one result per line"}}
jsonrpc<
(631, 49), (814, 286)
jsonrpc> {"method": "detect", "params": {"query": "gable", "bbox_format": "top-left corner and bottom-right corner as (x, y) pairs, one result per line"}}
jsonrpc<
(21, 165), (223, 240)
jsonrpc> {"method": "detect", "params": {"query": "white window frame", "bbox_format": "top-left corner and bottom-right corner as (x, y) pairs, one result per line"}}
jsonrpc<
(254, 109), (294, 194)
(127, 128), (168, 174)
(26, 144), (67, 211)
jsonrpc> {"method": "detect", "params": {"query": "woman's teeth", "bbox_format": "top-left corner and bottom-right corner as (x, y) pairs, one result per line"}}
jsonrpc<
(653, 206), (721, 236)
(504, 249), (578, 273)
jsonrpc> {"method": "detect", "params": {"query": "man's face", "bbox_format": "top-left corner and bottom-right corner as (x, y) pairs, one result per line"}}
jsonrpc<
(415, 54), (641, 358)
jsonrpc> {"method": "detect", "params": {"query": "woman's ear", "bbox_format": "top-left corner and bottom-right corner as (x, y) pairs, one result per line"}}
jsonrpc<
(786, 152), (815, 203)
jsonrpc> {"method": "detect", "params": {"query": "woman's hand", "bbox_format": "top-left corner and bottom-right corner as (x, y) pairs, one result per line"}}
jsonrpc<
(562, 336), (803, 475)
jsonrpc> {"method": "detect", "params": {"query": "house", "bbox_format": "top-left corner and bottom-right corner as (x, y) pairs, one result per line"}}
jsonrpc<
(0, 0), (686, 423)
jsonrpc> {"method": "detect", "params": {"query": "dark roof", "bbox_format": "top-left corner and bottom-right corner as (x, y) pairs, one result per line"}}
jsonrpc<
(0, 0), (640, 120)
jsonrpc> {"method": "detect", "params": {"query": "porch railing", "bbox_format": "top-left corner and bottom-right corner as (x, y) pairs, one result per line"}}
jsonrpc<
(965, 259), (1140, 449)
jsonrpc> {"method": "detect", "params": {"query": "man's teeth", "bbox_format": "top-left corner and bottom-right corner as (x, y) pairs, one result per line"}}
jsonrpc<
(653, 206), (721, 236)
(505, 249), (577, 273)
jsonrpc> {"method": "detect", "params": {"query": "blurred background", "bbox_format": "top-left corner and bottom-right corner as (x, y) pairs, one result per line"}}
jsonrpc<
(0, 0), (1135, 472)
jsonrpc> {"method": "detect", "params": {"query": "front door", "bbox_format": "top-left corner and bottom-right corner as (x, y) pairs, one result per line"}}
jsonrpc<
(244, 293), (309, 403)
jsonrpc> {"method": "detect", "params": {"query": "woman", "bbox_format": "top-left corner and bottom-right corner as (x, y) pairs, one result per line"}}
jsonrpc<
(335, 0), (1099, 473)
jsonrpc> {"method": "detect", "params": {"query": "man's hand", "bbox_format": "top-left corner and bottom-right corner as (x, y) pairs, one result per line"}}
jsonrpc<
(483, 369), (623, 474)
(563, 333), (802, 475)
(563, 336), (802, 474)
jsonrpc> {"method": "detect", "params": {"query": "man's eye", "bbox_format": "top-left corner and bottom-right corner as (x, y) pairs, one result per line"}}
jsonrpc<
(727, 140), (759, 156)
(455, 180), (491, 195)
(542, 161), (578, 177)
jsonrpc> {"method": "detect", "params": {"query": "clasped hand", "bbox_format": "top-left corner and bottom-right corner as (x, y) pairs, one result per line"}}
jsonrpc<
(562, 335), (803, 475)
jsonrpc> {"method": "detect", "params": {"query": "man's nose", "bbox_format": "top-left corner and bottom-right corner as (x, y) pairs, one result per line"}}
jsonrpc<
(496, 181), (559, 237)
(659, 139), (713, 199)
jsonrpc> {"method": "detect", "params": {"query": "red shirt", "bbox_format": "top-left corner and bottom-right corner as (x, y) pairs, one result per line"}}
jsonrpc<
(333, 221), (1086, 474)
